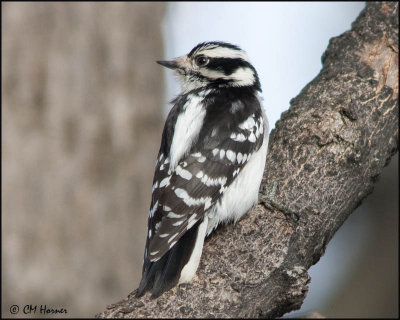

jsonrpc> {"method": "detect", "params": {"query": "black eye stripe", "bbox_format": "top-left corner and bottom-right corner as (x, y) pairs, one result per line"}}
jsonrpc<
(185, 57), (261, 92)
(205, 58), (253, 75)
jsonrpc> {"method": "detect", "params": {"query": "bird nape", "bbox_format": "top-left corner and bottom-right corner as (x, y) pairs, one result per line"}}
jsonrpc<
(136, 41), (269, 298)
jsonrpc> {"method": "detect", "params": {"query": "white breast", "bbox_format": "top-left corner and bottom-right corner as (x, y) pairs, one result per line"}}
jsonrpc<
(177, 104), (269, 285)
(206, 109), (269, 235)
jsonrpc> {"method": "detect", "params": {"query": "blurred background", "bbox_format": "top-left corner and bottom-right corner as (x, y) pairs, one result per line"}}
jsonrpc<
(2, 2), (398, 318)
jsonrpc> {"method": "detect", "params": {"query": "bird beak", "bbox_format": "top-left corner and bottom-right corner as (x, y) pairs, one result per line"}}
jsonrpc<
(156, 60), (178, 70)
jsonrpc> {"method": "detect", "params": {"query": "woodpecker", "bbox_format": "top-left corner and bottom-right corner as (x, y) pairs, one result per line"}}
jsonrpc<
(137, 41), (269, 298)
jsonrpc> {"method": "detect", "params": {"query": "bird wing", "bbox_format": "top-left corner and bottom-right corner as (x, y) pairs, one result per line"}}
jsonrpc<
(144, 102), (266, 262)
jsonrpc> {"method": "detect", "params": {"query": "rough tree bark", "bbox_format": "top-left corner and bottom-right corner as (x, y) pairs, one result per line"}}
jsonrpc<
(97, 2), (398, 318)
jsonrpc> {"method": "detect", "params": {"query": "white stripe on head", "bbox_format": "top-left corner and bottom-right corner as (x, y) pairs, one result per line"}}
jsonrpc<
(199, 46), (249, 62)
(200, 67), (255, 86)
(230, 67), (255, 86)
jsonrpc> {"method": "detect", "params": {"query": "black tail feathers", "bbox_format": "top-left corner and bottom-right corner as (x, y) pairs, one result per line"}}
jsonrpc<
(136, 219), (202, 298)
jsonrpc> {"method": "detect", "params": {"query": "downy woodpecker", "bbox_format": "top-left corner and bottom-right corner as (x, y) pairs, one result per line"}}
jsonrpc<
(137, 41), (269, 297)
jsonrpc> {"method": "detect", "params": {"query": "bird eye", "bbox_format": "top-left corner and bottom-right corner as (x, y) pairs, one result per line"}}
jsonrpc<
(195, 55), (209, 67)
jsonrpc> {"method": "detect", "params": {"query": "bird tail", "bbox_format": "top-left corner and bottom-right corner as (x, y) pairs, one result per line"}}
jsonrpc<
(136, 218), (207, 298)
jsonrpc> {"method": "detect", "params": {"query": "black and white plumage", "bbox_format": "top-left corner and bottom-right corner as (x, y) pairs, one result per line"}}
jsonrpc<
(137, 41), (269, 298)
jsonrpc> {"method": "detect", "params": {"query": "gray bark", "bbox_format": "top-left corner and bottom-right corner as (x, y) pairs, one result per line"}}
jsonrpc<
(97, 2), (398, 318)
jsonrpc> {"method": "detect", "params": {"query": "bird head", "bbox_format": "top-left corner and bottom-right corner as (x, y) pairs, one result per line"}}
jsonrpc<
(157, 41), (261, 93)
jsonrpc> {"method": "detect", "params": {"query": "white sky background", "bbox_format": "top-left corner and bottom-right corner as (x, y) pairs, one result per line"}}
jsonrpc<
(161, 2), (365, 129)
(160, 2), (366, 315)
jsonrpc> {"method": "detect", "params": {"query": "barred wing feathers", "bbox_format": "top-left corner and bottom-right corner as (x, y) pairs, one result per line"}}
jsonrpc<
(145, 101), (265, 263)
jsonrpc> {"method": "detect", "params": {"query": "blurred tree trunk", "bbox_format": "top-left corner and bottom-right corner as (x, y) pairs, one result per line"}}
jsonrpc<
(97, 2), (398, 318)
(3, 2), (165, 317)
(322, 155), (398, 317)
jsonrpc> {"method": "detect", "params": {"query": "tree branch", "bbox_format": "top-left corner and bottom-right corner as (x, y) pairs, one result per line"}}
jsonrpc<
(97, 2), (398, 318)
